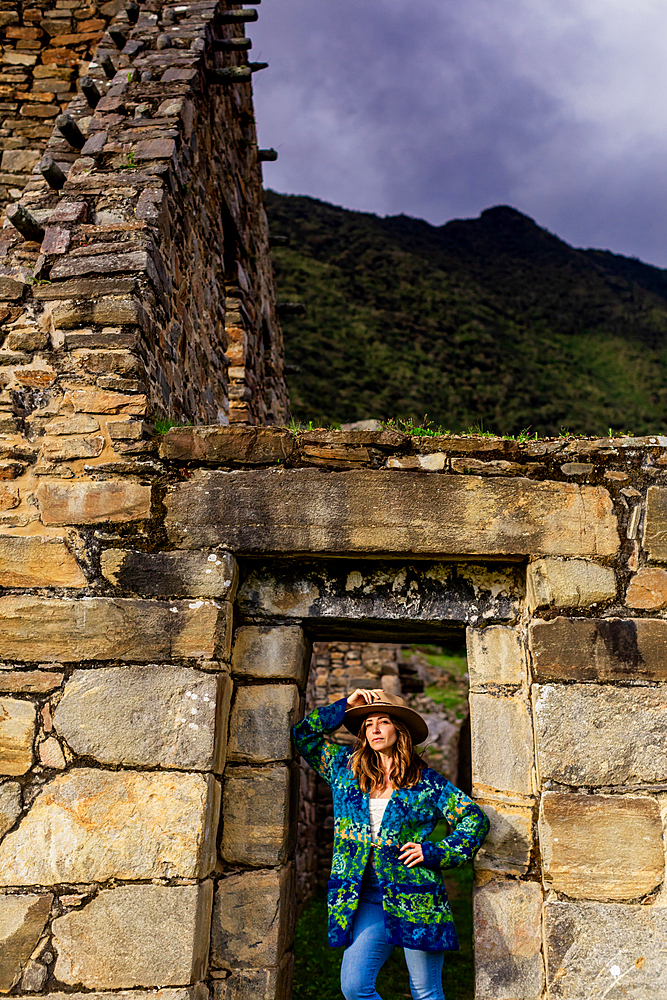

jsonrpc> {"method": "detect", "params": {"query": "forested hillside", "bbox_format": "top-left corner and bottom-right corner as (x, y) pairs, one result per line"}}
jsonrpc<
(265, 191), (667, 436)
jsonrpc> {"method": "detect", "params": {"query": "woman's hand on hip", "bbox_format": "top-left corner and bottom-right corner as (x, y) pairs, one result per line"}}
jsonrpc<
(346, 688), (385, 708)
(399, 843), (424, 868)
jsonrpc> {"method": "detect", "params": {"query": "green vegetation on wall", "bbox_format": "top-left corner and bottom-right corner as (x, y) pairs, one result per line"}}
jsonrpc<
(265, 191), (667, 437)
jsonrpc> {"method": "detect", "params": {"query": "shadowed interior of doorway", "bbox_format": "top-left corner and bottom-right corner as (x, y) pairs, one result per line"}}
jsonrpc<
(292, 635), (473, 1000)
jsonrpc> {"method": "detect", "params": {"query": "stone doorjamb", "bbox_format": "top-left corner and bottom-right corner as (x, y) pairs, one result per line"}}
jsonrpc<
(217, 554), (536, 1000)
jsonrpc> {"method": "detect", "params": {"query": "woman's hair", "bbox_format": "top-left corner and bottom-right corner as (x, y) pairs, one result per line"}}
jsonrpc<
(350, 714), (425, 792)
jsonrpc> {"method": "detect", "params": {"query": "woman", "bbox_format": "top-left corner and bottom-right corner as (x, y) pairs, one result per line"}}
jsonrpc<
(292, 687), (490, 1000)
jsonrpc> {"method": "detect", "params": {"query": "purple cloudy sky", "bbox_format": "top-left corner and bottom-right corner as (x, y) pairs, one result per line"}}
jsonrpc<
(250, 0), (667, 266)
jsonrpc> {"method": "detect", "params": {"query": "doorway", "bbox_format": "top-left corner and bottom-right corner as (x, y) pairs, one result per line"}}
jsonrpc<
(291, 632), (474, 1000)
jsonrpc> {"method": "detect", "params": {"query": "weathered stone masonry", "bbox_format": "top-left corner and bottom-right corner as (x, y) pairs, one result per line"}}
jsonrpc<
(3, 421), (667, 999)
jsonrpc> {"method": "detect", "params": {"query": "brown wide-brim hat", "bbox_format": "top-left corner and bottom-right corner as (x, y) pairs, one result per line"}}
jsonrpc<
(343, 692), (429, 746)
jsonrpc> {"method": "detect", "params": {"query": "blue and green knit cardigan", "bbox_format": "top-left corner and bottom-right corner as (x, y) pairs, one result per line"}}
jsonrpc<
(292, 697), (490, 952)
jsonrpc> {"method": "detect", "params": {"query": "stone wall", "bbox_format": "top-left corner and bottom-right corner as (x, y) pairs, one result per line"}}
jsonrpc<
(0, 0), (120, 211)
(0, 0), (289, 493)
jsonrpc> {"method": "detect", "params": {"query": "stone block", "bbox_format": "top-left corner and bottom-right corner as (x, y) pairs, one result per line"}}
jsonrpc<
(0, 893), (52, 991)
(0, 768), (220, 885)
(1, 150), (40, 173)
(237, 561), (521, 629)
(54, 666), (231, 771)
(470, 692), (534, 796)
(539, 791), (664, 900)
(473, 880), (544, 1000)
(474, 799), (533, 874)
(39, 737), (66, 769)
(212, 956), (294, 1000)
(526, 557), (616, 609)
(221, 765), (296, 866)
(160, 426), (295, 464)
(37, 480), (151, 524)
(0, 697), (36, 775)
(228, 684), (300, 764)
(101, 548), (238, 600)
(0, 780), (21, 837)
(63, 389), (147, 415)
(545, 900), (667, 998)
(231, 626), (310, 687)
(644, 486), (667, 561)
(0, 534), (86, 587)
(0, 670), (64, 694)
(165, 469), (620, 558)
(211, 865), (295, 969)
(0, 596), (230, 662)
(529, 616), (667, 682)
(466, 626), (525, 688)
(41, 990), (208, 1000)
(40, 436), (105, 462)
(533, 684), (667, 786)
(44, 415), (100, 435)
(626, 567), (667, 609)
(52, 882), (213, 989)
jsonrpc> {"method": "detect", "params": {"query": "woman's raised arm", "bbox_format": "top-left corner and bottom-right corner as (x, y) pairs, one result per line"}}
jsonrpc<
(292, 697), (350, 783)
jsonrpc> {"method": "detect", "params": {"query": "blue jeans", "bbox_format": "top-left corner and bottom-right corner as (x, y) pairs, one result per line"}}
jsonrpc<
(340, 897), (446, 1000)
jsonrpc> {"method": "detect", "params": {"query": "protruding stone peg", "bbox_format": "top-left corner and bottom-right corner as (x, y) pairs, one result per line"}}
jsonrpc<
(6, 204), (45, 243)
(39, 155), (67, 190)
(211, 37), (252, 51)
(126, 1), (140, 24)
(100, 53), (116, 78)
(80, 76), (101, 108)
(56, 114), (86, 150)
(207, 66), (252, 83)
(218, 9), (259, 22)
(258, 148), (278, 161)
(269, 235), (290, 247)
(249, 61), (268, 72)
(277, 302), (306, 316)
(156, 32), (171, 49)
(109, 27), (127, 48)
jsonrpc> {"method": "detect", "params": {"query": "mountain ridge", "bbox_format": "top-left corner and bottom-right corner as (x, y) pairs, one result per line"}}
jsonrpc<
(265, 191), (667, 436)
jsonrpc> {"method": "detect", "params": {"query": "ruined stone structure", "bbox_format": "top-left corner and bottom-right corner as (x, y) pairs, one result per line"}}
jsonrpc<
(1, 3), (667, 1000)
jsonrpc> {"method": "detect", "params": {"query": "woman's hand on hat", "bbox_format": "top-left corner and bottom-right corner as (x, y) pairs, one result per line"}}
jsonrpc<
(399, 842), (424, 868)
(346, 688), (385, 708)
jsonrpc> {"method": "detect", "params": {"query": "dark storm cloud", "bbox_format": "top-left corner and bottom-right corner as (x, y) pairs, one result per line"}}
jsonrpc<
(250, 0), (667, 265)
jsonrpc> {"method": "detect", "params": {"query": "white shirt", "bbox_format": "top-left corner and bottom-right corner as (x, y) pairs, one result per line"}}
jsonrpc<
(369, 798), (390, 843)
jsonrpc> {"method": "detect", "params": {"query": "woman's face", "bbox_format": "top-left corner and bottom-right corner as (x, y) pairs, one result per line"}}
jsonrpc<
(364, 713), (398, 754)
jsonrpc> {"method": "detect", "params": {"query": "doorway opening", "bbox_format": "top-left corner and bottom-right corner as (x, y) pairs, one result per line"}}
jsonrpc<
(292, 631), (474, 1000)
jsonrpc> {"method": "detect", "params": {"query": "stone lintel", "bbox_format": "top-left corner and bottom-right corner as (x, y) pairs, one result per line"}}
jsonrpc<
(236, 560), (522, 639)
(165, 469), (619, 558)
